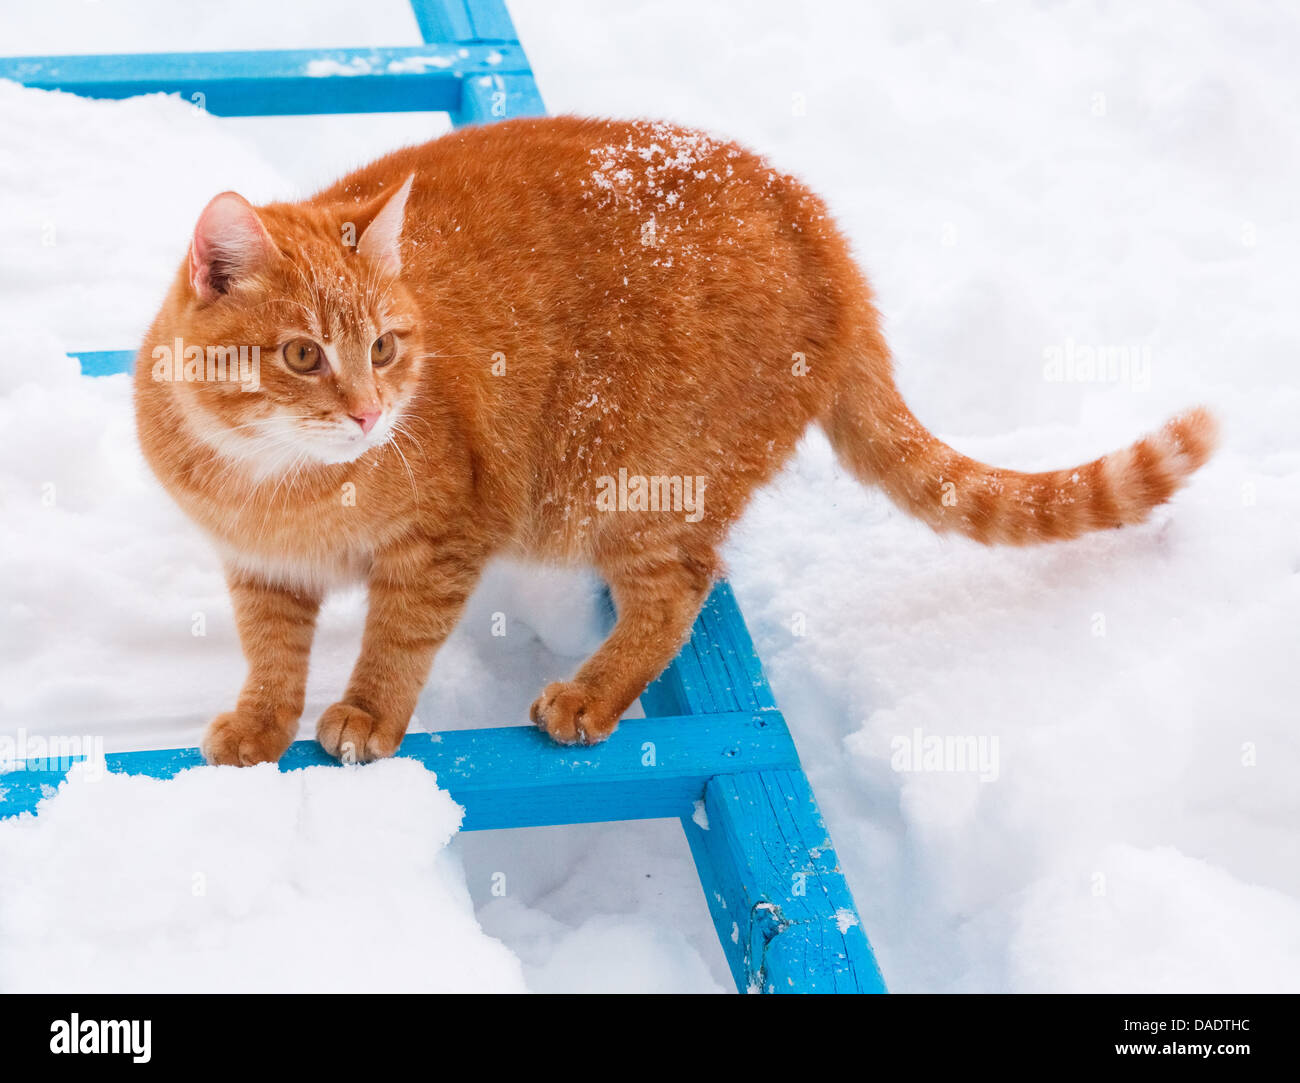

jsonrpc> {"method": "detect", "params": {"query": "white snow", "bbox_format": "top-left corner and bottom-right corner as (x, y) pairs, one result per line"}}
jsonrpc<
(1, 0), (1297, 993)
(305, 57), (373, 78)
(386, 55), (455, 73)
(0, 759), (527, 992)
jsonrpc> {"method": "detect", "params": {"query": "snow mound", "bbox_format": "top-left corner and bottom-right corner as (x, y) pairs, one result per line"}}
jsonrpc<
(1010, 844), (1300, 993)
(0, 758), (527, 992)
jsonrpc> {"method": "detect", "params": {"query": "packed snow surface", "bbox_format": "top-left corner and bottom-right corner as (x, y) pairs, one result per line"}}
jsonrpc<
(2, 0), (1298, 992)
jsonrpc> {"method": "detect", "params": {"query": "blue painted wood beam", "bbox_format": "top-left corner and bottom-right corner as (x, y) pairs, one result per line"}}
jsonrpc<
(0, 711), (799, 831)
(461, 0), (525, 43)
(408, 0), (543, 124)
(409, 0), (523, 44)
(682, 771), (888, 993)
(410, 0), (478, 43)
(643, 583), (884, 991)
(454, 72), (545, 126)
(0, 44), (534, 117)
(68, 349), (134, 377)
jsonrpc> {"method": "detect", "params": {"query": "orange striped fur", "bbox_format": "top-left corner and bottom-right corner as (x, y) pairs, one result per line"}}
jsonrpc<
(133, 117), (1217, 762)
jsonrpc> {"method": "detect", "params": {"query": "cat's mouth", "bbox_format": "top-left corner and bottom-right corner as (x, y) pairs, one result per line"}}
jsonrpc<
(299, 411), (398, 465)
(309, 416), (395, 462)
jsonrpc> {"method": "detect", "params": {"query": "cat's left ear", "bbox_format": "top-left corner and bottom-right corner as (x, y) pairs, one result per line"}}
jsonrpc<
(357, 174), (415, 277)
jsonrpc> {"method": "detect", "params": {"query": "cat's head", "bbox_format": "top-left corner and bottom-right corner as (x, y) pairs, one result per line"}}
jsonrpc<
(151, 176), (423, 477)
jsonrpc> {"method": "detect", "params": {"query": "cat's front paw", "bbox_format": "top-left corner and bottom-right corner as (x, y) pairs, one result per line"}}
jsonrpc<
(530, 681), (620, 745)
(202, 709), (294, 766)
(316, 702), (404, 763)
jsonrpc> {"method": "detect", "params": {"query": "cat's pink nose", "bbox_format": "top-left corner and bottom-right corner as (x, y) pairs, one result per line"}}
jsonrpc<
(350, 409), (381, 435)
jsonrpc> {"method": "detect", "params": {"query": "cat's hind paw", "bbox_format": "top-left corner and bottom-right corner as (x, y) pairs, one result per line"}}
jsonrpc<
(316, 702), (404, 763)
(529, 681), (620, 745)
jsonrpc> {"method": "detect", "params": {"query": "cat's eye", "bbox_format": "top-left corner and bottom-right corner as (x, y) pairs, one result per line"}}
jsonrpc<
(371, 332), (396, 367)
(282, 338), (322, 374)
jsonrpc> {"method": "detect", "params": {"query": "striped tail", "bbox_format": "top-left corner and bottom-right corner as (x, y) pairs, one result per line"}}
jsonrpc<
(823, 358), (1218, 546)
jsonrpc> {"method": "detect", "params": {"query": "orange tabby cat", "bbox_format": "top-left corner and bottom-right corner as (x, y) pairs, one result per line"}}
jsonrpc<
(133, 117), (1217, 765)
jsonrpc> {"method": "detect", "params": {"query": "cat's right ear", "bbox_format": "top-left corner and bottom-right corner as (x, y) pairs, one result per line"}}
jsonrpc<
(189, 192), (274, 302)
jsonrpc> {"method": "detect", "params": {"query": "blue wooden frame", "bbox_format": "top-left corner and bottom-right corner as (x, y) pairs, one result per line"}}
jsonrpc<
(0, 0), (886, 995)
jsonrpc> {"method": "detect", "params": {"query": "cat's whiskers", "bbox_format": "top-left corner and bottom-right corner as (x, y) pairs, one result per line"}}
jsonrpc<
(223, 414), (318, 434)
(186, 425), (291, 474)
(386, 399), (436, 463)
(385, 415), (421, 509)
(186, 417), (321, 486)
